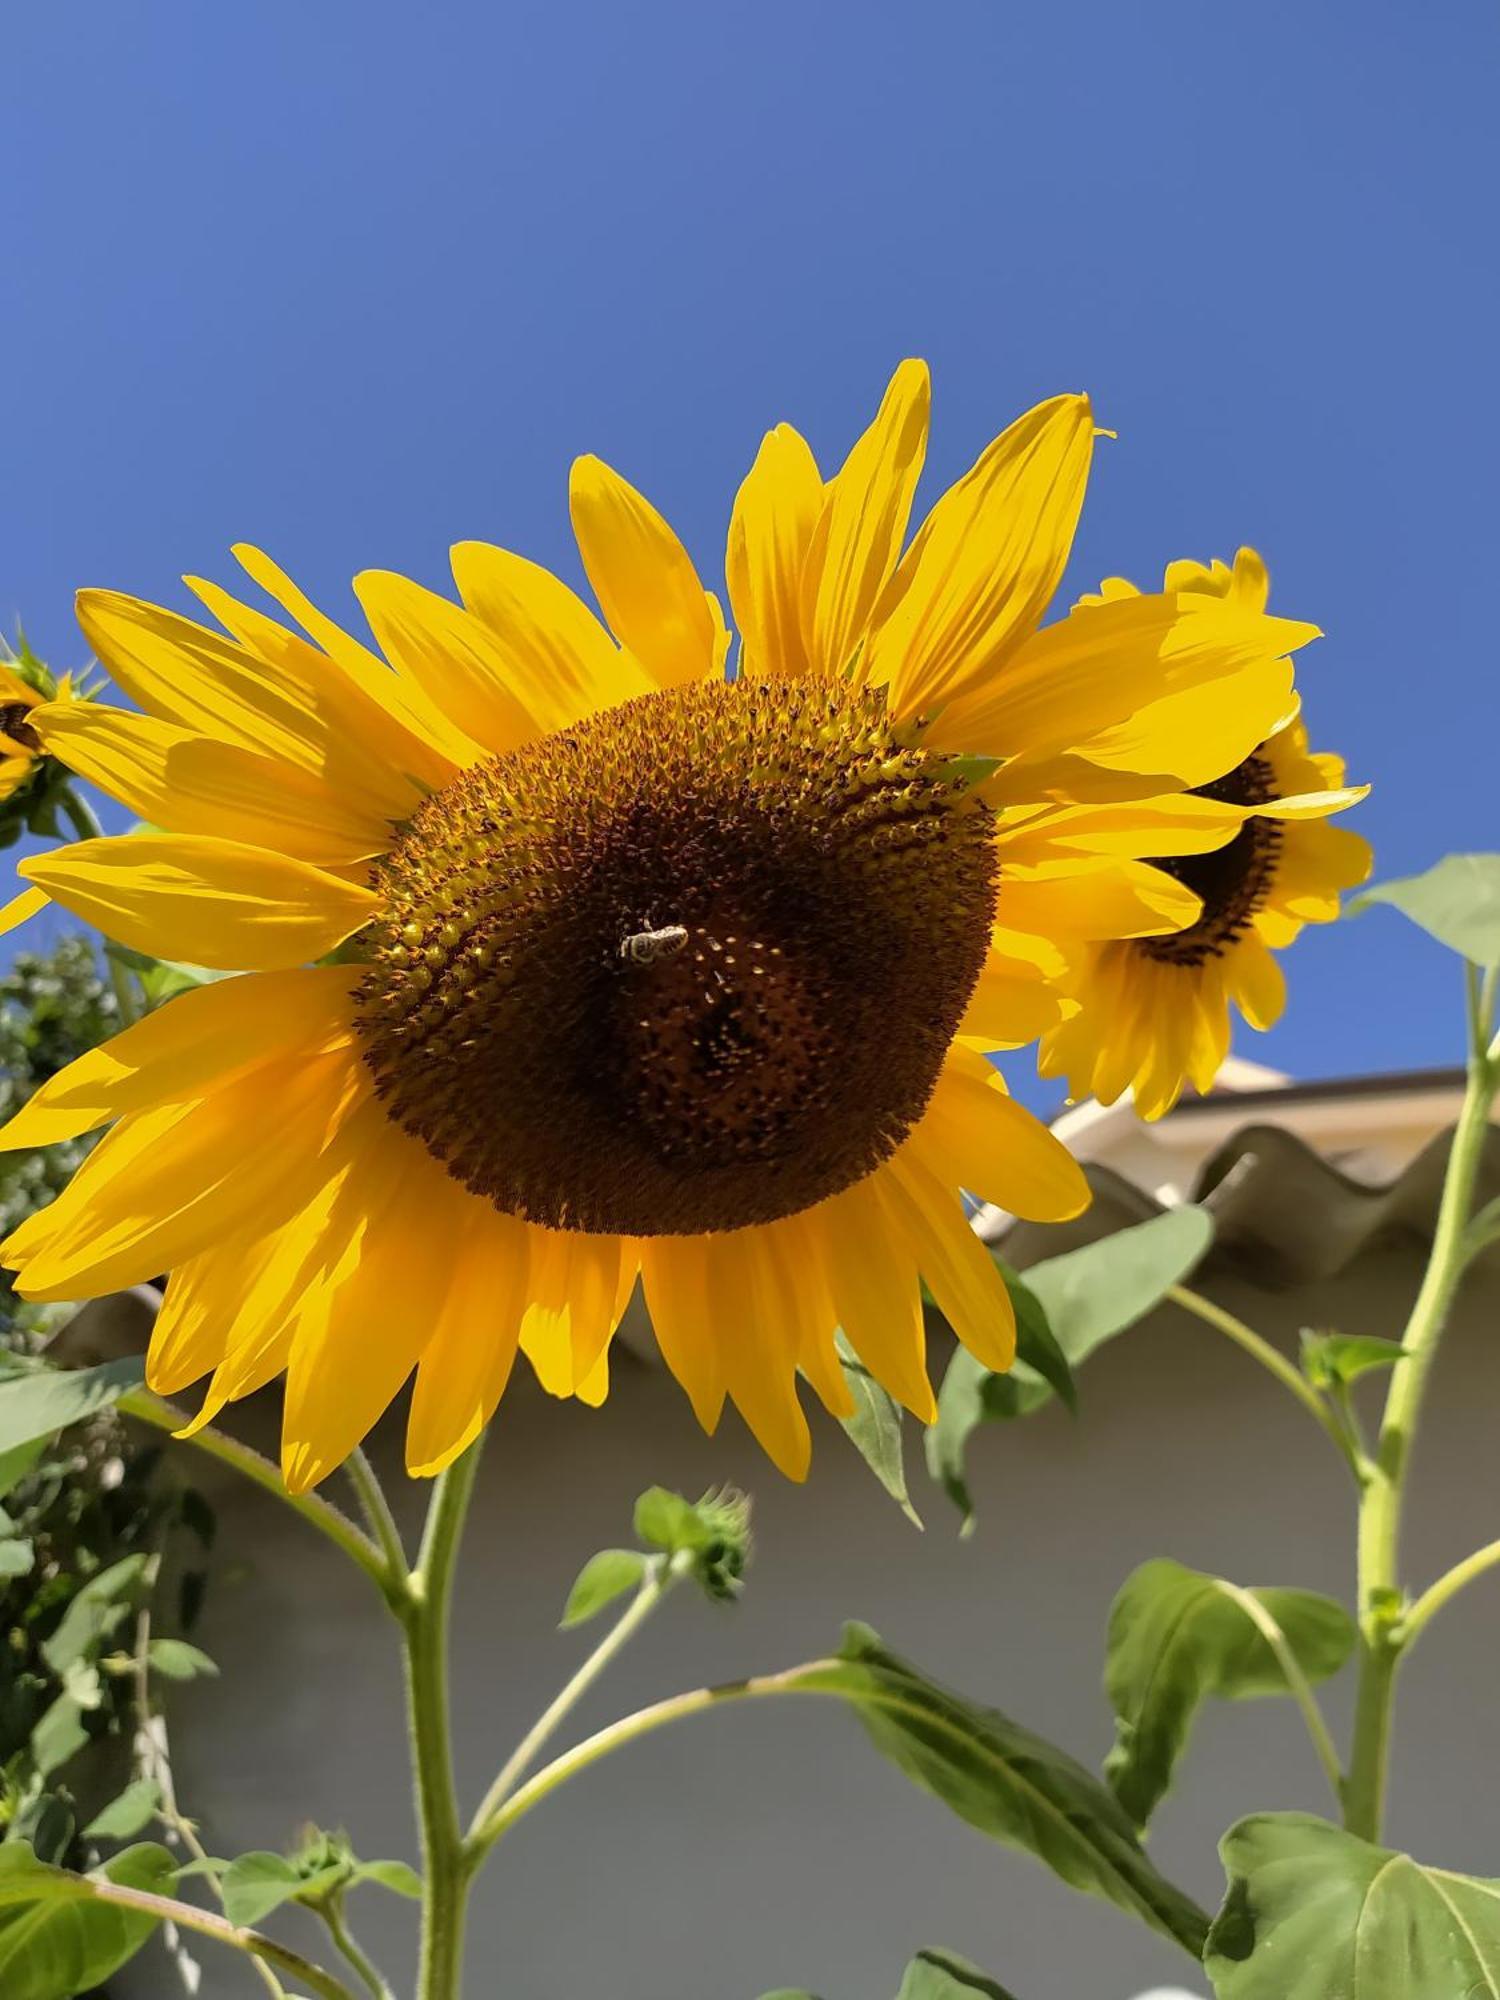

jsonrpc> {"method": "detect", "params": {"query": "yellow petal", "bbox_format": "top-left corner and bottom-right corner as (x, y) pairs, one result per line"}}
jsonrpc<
(926, 590), (1318, 763)
(913, 1046), (1089, 1221)
(638, 1236), (726, 1431)
(352, 571), (538, 758)
(518, 1228), (629, 1395)
(1229, 933), (1287, 1030)
(815, 1179), (935, 1421)
(700, 1228), (811, 1480)
(4, 1049), (367, 1302)
(569, 456), (720, 685)
(33, 702), (392, 866)
(77, 588), (427, 821)
(998, 794), (1248, 863)
(20, 834), (381, 971)
(958, 953), (1067, 1047)
(726, 424), (823, 678)
(801, 359), (930, 677)
(450, 541), (654, 727)
(1, 885), (48, 937)
(881, 1151), (1016, 1374)
(187, 568), (464, 794)
(0, 964), (358, 1152)
(866, 395), (1094, 718)
(998, 857), (1201, 940)
(406, 1207), (533, 1476)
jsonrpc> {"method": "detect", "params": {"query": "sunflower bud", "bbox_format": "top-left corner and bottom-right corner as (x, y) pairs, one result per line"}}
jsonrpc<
(632, 1484), (753, 1603)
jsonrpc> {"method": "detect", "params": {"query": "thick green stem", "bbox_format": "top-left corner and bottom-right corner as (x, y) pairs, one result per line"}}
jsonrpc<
(1342, 973), (1497, 1841)
(403, 1443), (483, 2000)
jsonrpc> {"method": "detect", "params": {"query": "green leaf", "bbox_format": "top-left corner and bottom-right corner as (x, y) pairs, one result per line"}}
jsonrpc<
(1298, 1330), (1407, 1390)
(219, 1851), (303, 1928)
(755, 1991), (821, 2000)
(560, 1550), (648, 1628)
(810, 1624), (1209, 1955)
(927, 1211), (1213, 1527)
(0, 1537), (36, 1578)
(633, 1487), (707, 1551)
(1205, 1812), (1500, 1998)
(351, 1858), (423, 1899)
(40, 1555), (150, 1676)
(1348, 853), (1500, 967)
(0, 1359), (146, 1458)
(0, 1438), (47, 1501)
(897, 1948), (1020, 2000)
(83, 1780), (163, 1842)
(1000, 1263), (1076, 1414)
(631, 1486), (752, 1600)
(0, 1841), (175, 2000)
(836, 1332), (922, 1529)
(145, 1638), (218, 1682)
(28, 1697), (89, 1781)
(1103, 1560), (1355, 1829)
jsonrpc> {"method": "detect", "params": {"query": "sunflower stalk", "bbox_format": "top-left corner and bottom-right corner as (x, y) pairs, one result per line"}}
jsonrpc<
(1339, 961), (1500, 1841)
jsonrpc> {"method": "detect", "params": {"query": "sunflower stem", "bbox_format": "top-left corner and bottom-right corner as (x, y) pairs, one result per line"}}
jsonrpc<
(403, 1441), (484, 2000)
(1342, 963), (1498, 1842)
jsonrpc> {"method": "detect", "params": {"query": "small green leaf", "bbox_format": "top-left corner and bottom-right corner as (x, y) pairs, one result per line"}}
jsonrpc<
(560, 1550), (648, 1629)
(1348, 853), (1500, 967)
(836, 1332), (922, 1529)
(1000, 1263), (1076, 1414)
(29, 1696), (89, 1781)
(927, 1211), (1213, 1527)
(897, 1947), (1020, 2000)
(1104, 1559), (1355, 1828)
(809, 1624), (1209, 1954)
(41, 1556), (150, 1676)
(632, 1487), (705, 1551)
(1298, 1330), (1407, 1390)
(1205, 1812), (1500, 1998)
(0, 1438), (47, 1502)
(0, 1359), (146, 1458)
(84, 1780), (163, 1842)
(351, 1858), (423, 1899)
(145, 1639), (218, 1682)
(0, 1538), (36, 1578)
(0, 1841), (176, 2000)
(220, 1851), (303, 1928)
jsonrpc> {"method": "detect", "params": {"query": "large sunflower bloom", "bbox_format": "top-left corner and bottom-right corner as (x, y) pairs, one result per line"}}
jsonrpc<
(1, 366), (1314, 1486)
(1038, 551), (1371, 1120)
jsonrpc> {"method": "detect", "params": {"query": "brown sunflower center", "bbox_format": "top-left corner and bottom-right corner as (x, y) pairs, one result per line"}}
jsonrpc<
(0, 702), (41, 753)
(1140, 750), (1282, 966)
(355, 675), (997, 1234)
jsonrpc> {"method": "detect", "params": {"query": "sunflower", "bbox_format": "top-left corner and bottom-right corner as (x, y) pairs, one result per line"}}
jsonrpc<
(1038, 550), (1371, 1120)
(1, 366), (1314, 1486)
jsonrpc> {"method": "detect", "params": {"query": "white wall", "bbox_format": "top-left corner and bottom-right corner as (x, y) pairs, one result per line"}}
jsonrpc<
(113, 1233), (1500, 2000)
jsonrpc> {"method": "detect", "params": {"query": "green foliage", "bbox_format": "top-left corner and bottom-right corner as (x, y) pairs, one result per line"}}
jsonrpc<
(1205, 1813), (1500, 1997)
(809, 1624), (1210, 1955)
(0, 1360), (146, 1459)
(219, 1830), (421, 1926)
(835, 1331), (923, 1528)
(896, 1949), (1019, 2000)
(1298, 1330), (1407, 1390)
(633, 1485), (752, 1602)
(1102, 1560), (1355, 1828)
(928, 1209), (1214, 1528)
(1349, 852), (1500, 967)
(0, 1839), (175, 1999)
(561, 1550), (649, 1628)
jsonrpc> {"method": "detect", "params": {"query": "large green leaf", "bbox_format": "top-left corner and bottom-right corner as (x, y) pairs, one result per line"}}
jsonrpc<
(40, 1555), (150, 1676)
(0, 1841), (175, 2000)
(927, 1210), (1214, 1527)
(836, 1332), (922, 1528)
(1205, 1813), (1500, 1997)
(0, 1359), (146, 1458)
(896, 1947), (1020, 1999)
(1348, 854), (1500, 967)
(1104, 1560), (1354, 1829)
(810, 1624), (1209, 1955)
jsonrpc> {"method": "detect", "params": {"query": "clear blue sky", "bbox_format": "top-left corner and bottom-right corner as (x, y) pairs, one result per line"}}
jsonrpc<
(4, 0), (1496, 1100)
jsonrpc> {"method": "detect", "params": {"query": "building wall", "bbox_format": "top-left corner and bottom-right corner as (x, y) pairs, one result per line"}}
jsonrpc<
(114, 1233), (1500, 2000)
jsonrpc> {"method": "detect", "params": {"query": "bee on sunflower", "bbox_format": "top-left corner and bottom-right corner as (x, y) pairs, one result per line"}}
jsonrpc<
(0, 365), (1320, 1487)
(1037, 550), (1370, 1120)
